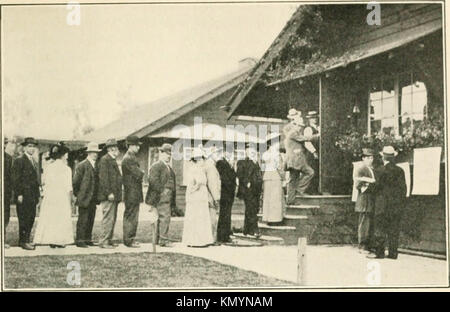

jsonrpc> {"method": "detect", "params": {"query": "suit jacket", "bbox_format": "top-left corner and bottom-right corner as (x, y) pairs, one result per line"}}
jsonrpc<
(4, 152), (13, 202)
(236, 158), (262, 199)
(216, 158), (236, 200)
(354, 164), (376, 213)
(374, 162), (407, 215)
(97, 153), (123, 202)
(283, 122), (316, 170)
(122, 151), (144, 204)
(73, 159), (98, 207)
(145, 160), (176, 208)
(204, 158), (221, 205)
(12, 154), (40, 202)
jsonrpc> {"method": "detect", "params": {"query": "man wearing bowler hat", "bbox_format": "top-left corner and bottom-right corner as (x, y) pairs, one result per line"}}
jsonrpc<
(73, 142), (101, 248)
(97, 138), (123, 248)
(369, 146), (407, 259)
(145, 143), (177, 247)
(12, 137), (41, 250)
(122, 135), (144, 248)
(354, 148), (376, 254)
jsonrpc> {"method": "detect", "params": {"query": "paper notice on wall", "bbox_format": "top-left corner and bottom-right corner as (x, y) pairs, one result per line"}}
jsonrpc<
(351, 161), (364, 202)
(396, 162), (411, 197)
(412, 147), (442, 195)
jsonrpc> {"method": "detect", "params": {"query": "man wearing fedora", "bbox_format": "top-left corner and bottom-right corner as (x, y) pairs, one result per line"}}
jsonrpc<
(283, 109), (317, 205)
(369, 146), (407, 259)
(145, 143), (177, 247)
(73, 142), (101, 248)
(354, 148), (376, 254)
(122, 135), (144, 248)
(304, 111), (321, 194)
(12, 137), (41, 250)
(97, 138), (123, 249)
(4, 137), (16, 249)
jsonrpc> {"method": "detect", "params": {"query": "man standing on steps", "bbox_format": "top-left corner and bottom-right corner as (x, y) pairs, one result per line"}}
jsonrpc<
(121, 135), (144, 248)
(283, 109), (317, 205)
(97, 138), (122, 249)
(304, 111), (321, 195)
(236, 143), (262, 238)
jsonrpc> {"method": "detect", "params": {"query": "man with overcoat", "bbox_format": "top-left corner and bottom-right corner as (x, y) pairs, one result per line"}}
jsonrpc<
(283, 109), (317, 204)
(145, 143), (176, 247)
(4, 137), (16, 249)
(12, 137), (41, 250)
(370, 146), (407, 259)
(236, 143), (262, 237)
(73, 142), (101, 248)
(216, 149), (237, 243)
(121, 135), (144, 248)
(97, 138), (122, 248)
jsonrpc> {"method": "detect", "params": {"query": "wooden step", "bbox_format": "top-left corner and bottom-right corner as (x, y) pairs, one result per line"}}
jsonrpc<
(286, 204), (320, 216)
(257, 213), (308, 220)
(231, 233), (284, 246)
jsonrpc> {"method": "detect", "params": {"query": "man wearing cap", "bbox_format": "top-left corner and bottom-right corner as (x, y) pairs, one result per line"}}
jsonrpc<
(369, 146), (407, 259)
(4, 137), (16, 249)
(97, 138), (123, 249)
(304, 111), (320, 194)
(354, 148), (376, 254)
(203, 146), (222, 244)
(215, 148), (237, 243)
(73, 142), (101, 248)
(12, 137), (41, 250)
(283, 111), (317, 205)
(145, 143), (177, 247)
(121, 136), (144, 248)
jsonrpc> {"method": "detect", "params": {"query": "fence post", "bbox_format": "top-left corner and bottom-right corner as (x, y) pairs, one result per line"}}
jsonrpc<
(297, 237), (307, 285)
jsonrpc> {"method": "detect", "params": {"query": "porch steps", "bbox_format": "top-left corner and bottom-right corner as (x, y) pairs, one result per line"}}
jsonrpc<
(230, 233), (284, 246)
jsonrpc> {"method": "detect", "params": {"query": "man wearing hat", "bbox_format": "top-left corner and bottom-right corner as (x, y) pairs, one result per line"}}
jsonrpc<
(3, 137), (16, 249)
(283, 112), (316, 205)
(121, 135), (144, 248)
(12, 137), (41, 250)
(145, 143), (177, 247)
(369, 146), (407, 259)
(353, 148), (376, 254)
(304, 111), (321, 194)
(73, 142), (101, 248)
(97, 138), (123, 248)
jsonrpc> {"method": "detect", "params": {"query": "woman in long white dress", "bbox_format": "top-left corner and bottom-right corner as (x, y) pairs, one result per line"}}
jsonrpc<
(182, 148), (214, 247)
(34, 144), (74, 248)
(262, 143), (285, 225)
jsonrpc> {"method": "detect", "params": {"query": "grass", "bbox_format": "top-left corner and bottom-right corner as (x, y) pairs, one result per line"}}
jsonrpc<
(4, 252), (293, 289)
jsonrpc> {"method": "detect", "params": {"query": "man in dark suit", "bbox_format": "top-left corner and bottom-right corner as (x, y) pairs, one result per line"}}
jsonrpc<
(236, 144), (262, 237)
(216, 148), (237, 243)
(3, 137), (16, 249)
(145, 143), (176, 247)
(12, 137), (41, 250)
(122, 135), (144, 248)
(97, 138), (123, 249)
(353, 148), (376, 253)
(369, 146), (407, 259)
(73, 142), (101, 248)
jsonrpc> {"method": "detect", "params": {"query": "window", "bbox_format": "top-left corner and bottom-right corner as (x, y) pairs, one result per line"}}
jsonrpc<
(368, 72), (427, 135)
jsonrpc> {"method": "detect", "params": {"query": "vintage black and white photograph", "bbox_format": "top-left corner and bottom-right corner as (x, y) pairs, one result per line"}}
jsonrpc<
(1, 0), (448, 291)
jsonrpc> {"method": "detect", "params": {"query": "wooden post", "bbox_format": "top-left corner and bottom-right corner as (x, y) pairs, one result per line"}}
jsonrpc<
(152, 223), (157, 253)
(297, 237), (307, 285)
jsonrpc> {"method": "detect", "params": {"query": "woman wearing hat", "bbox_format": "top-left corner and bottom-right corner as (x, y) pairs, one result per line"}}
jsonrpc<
(34, 143), (74, 248)
(182, 147), (214, 247)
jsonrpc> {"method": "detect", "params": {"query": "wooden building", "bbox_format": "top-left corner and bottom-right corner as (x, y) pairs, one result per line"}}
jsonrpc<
(224, 4), (446, 255)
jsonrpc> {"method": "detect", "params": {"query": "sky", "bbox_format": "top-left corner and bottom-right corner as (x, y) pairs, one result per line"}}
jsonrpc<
(2, 3), (298, 140)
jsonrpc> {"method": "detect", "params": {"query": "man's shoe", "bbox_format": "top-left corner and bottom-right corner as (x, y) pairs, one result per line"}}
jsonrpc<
(387, 254), (398, 260)
(21, 243), (35, 250)
(86, 241), (97, 246)
(125, 242), (141, 248)
(110, 242), (119, 247)
(366, 254), (384, 259)
(99, 244), (116, 249)
(76, 243), (89, 248)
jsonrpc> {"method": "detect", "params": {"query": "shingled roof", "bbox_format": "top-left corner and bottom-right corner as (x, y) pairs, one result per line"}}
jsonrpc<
(80, 60), (255, 143)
